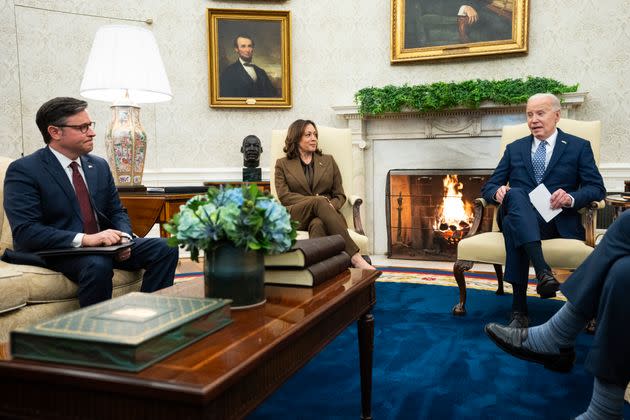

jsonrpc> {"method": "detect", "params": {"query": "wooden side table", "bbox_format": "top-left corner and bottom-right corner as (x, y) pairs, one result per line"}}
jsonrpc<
(605, 194), (630, 221)
(119, 192), (199, 237)
(119, 182), (271, 238)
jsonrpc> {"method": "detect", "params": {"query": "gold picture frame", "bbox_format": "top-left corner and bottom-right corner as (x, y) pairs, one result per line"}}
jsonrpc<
(207, 8), (291, 108)
(391, 0), (528, 63)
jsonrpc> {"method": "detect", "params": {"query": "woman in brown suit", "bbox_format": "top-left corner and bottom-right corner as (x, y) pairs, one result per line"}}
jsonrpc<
(274, 119), (375, 270)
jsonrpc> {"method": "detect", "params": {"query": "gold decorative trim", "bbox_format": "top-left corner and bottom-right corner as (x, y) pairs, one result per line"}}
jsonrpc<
(391, 0), (529, 63)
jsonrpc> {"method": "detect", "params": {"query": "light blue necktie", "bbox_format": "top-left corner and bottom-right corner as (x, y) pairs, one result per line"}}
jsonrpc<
(532, 140), (547, 184)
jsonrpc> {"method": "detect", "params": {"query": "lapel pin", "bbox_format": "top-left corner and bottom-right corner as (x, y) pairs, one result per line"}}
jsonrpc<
(88, 165), (93, 168)
(561, 140), (567, 144)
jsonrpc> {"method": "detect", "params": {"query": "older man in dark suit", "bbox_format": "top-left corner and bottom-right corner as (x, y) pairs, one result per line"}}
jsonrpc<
(3, 97), (178, 306)
(481, 93), (606, 327)
(219, 34), (277, 98)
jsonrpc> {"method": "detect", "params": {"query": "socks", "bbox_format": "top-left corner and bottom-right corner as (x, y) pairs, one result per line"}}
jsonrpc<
(511, 282), (528, 313)
(523, 301), (587, 353)
(522, 241), (549, 277)
(575, 377), (625, 420)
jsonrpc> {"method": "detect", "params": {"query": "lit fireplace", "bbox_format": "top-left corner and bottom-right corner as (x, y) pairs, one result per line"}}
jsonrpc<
(433, 175), (473, 248)
(386, 169), (493, 261)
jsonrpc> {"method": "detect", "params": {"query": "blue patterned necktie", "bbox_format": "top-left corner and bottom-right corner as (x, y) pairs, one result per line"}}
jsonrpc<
(532, 140), (548, 184)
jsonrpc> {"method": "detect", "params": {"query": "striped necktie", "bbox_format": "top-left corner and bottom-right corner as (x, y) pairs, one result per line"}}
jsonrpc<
(532, 140), (547, 184)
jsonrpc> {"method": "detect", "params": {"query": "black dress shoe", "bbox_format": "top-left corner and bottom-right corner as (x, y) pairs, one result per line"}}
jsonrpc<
(536, 269), (560, 299)
(484, 322), (575, 372)
(508, 311), (530, 328)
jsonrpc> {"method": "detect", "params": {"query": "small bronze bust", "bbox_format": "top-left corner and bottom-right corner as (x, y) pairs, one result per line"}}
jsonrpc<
(241, 135), (262, 181)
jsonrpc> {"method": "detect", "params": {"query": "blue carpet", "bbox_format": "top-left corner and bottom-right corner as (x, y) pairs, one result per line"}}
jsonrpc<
(249, 282), (630, 419)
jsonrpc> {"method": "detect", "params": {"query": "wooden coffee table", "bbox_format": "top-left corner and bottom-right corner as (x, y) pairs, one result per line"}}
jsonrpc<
(0, 268), (379, 419)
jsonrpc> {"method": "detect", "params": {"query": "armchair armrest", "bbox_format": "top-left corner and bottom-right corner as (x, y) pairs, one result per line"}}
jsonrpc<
(582, 200), (605, 247)
(464, 198), (603, 247)
(348, 195), (365, 236)
(464, 197), (497, 238)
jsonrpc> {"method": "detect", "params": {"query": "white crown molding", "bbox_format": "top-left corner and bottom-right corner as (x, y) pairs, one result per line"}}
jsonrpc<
(142, 167), (271, 186)
(599, 163), (630, 192)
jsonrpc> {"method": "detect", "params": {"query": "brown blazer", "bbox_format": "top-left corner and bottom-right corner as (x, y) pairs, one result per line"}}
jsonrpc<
(274, 153), (347, 211)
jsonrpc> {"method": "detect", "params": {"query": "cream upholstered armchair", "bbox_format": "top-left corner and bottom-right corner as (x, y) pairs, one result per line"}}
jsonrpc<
(270, 126), (369, 254)
(452, 119), (604, 316)
(0, 156), (143, 342)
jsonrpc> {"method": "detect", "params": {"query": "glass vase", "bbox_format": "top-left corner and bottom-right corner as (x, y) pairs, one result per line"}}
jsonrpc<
(204, 243), (266, 309)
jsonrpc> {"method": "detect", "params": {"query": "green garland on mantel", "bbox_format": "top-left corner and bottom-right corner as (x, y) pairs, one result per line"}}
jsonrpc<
(354, 77), (578, 116)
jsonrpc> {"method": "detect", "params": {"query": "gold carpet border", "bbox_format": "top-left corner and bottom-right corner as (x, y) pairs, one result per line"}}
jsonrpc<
(376, 270), (567, 301)
(175, 269), (567, 301)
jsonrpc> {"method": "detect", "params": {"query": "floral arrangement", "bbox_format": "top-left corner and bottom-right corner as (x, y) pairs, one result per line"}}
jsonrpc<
(164, 185), (297, 261)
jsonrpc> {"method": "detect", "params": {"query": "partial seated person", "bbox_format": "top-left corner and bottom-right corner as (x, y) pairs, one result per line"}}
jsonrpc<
(3, 97), (178, 307)
(485, 210), (630, 420)
(481, 93), (605, 328)
(274, 119), (375, 270)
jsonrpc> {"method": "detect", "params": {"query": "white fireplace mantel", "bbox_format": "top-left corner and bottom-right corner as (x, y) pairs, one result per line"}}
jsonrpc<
(332, 92), (588, 254)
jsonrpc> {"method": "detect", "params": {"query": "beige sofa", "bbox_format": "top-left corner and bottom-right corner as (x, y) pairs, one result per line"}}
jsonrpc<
(0, 156), (143, 342)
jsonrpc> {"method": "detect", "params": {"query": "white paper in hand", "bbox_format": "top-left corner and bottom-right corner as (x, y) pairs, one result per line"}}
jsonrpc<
(528, 184), (562, 222)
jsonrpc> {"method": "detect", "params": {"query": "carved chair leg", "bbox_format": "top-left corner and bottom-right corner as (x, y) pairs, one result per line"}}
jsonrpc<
(493, 264), (505, 295)
(585, 318), (596, 335)
(453, 259), (474, 316)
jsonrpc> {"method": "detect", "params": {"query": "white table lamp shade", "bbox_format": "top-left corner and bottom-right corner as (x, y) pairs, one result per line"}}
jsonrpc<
(80, 24), (171, 188)
(80, 25), (172, 103)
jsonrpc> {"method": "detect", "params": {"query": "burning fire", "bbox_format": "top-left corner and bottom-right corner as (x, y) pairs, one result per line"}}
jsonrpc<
(434, 175), (472, 233)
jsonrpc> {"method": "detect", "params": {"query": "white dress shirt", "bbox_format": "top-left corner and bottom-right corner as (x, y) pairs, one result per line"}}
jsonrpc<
(530, 129), (574, 208)
(239, 58), (257, 82)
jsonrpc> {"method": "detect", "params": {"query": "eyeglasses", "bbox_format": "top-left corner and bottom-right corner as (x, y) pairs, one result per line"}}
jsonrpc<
(55, 122), (96, 134)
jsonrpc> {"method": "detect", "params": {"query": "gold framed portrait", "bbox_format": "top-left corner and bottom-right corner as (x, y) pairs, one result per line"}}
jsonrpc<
(207, 8), (291, 108)
(391, 0), (528, 62)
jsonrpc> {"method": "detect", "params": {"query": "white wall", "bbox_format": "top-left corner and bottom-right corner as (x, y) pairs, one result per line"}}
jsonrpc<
(1, 0), (630, 177)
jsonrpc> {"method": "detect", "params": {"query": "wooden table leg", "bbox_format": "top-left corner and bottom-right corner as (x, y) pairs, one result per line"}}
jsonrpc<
(358, 311), (374, 420)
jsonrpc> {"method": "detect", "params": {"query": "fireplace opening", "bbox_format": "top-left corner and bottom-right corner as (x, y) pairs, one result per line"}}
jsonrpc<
(386, 169), (494, 261)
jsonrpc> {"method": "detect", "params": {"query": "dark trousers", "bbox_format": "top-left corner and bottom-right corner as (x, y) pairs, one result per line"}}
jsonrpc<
(289, 196), (360, 256)
(45, 237), (178, 307)
(499, 188), (560, 286)
(561, 210), (630, 387)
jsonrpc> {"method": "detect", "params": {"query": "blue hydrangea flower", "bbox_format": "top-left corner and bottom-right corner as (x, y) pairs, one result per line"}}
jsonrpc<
(163, 185), (296, 260)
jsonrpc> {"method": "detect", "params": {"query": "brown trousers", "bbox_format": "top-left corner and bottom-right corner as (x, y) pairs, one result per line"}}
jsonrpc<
(289, 196), (359, 256)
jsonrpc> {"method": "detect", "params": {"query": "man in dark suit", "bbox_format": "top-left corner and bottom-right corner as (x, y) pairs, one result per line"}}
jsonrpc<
(3, 97), (178, 307)
(219, 34), (278, 98)
(485, 210), (630, 420)
(481, 93), (605, 327)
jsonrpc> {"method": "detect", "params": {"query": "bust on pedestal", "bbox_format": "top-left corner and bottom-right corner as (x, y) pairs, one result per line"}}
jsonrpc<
(241, 135), (263, 182)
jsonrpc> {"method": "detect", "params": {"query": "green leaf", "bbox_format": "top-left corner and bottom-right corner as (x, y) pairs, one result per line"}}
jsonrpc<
(355, 77), (578, 116)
